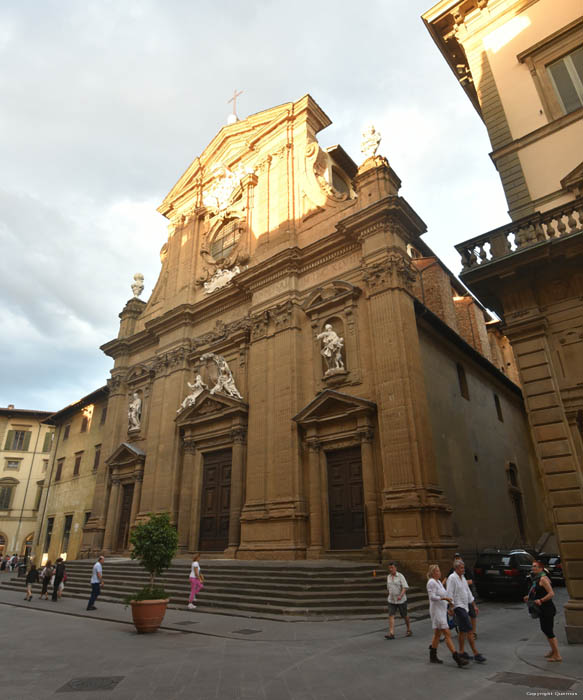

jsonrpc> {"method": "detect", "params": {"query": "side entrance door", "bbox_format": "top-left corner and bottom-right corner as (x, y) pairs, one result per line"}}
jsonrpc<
(326, 447), (365, 549)
(199, 449), (231, 551)
(116, 483), (134, 552)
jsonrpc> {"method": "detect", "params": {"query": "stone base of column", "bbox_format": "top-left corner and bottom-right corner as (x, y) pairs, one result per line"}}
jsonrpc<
(224, 546), (239, 558)
(565, 601), (583, 644)
(306, 546), (325, 559)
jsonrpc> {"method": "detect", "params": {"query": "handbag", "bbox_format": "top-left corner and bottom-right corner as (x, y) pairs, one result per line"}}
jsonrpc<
(527, 601), (540, 618)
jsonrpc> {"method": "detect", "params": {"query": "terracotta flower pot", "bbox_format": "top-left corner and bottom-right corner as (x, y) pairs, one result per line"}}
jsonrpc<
(130, 598), (169, 634)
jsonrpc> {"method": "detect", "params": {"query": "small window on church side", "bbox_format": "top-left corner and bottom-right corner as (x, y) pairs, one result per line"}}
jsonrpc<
(456, 363), (470, 400)
(210, 220), (241, 261)
(494, 393), (504, 422)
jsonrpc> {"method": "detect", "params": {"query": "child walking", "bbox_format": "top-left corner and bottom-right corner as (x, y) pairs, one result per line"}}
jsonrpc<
(188, 553), (204, 610)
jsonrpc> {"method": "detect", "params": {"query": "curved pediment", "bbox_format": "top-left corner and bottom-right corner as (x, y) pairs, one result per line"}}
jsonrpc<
(303, 281), (361, 315)
(175, 390), (248, 427)
(293, 389), (376, 426)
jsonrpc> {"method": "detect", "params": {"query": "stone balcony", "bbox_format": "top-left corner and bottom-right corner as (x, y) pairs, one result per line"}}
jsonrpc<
(455, 197), (583, 274)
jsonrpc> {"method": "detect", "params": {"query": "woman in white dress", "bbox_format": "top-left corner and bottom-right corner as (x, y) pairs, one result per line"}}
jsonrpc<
(427, 564), (468, 667)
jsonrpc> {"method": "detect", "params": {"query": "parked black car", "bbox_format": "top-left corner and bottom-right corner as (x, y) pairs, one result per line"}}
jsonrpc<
(473, 549), (534, 598)
(537, 553), (564, 585)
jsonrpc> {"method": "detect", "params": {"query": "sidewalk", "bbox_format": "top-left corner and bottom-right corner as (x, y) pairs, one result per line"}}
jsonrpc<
(0, 584), (580, 700)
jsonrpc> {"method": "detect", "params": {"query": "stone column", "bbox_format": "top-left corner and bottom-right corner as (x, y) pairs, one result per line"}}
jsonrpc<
(102, 476), (121, 553)
(129, 472), (143, 527)
(227, 426), (247, 553)
(358, 427), (380, 550)
(177, 439), (196, 553)
(306, 437), (324, 557)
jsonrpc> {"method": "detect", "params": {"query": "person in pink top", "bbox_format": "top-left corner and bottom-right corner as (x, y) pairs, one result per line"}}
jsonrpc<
(188, 553), (204, 610)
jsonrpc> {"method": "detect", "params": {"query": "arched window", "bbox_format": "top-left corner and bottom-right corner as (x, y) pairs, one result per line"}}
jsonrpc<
(0, 533), (6, 554)
(210, 219), (241, 261)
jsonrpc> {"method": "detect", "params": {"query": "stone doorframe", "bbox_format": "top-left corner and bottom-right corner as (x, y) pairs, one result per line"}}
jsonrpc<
(293, 389), (380, 558)
(102, 442), (145, 554)
(175, 390), (248, 556)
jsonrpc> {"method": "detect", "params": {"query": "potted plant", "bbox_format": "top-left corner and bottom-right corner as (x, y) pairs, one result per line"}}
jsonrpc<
(124, 512), (178, 634)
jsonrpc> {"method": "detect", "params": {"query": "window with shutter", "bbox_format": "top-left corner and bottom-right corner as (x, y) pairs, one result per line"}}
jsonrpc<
(42, 432), (53, 452)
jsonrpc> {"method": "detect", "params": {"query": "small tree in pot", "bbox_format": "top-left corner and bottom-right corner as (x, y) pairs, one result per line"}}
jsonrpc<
(125, 512), (178, 633)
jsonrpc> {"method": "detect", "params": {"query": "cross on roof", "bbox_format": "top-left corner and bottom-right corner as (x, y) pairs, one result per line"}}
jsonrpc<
(228, 89), (244, 120)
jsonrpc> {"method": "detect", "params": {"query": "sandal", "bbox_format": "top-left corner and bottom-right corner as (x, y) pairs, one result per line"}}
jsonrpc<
(547, 657), (562, 662)
(406, 630), (413, 637)
(384, 634), (395, 640)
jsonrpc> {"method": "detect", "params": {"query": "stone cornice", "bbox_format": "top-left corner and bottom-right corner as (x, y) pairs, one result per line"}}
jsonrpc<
(335, 195), (427, 242)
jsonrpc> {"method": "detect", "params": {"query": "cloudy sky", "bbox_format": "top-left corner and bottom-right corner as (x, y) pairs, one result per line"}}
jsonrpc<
(0, 0), (510, 412)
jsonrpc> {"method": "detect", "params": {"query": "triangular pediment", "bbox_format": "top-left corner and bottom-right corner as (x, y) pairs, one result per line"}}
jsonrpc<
(106, 442), (146, 466)
(561, 160), (583, 192)
(158, 94), (331, 218)
(175, 389), (248, 426)
(293, 389), (376, 426)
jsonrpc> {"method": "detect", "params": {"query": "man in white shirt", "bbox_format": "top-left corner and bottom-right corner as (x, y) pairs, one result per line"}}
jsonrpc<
(385, 562), (412, 639)
(87, 555), (105, 611)
(446, 560), (486, 663)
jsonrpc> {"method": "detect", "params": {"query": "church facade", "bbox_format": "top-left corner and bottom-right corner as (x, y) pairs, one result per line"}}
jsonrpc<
(82, 95), (546, 575)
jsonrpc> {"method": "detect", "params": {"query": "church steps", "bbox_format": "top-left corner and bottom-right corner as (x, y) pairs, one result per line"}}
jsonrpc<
(2, 559), (428, 617)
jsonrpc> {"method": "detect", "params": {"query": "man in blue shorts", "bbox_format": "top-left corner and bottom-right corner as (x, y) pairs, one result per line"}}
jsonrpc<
(446, 560), (486, 663)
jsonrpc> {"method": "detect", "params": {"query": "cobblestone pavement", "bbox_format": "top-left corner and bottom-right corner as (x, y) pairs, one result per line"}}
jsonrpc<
(0, 584), (580, 700)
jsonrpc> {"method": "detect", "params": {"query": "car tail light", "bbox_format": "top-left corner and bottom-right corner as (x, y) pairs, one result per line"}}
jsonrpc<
(474, 568), (483, 575)
(503, 568), (520, 577)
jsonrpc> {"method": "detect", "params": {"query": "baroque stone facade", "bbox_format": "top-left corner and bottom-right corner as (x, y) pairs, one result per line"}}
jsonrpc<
(81, 95), (545, 578)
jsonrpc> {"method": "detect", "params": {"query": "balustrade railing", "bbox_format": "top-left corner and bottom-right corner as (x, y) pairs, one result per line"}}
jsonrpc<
(455, 197), (583, 272)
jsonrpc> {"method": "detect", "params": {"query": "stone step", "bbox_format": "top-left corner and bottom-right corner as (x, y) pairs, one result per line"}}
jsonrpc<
(2, 580), (427, 617)
(13, 559), (427, 618)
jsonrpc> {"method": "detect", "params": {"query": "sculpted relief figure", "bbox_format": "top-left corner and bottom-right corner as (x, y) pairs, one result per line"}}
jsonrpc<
(131, 273), (144, 298)
(177, 374), (208, 412)
(202, 164), (242, 214)
(128, 392), (142, 431)
(203, 266), (241, 294)
(360, 124), (381, 160)
(317, 324), (345, 374)
(199, 352), (243, 400)
(213, 357), (243, 399)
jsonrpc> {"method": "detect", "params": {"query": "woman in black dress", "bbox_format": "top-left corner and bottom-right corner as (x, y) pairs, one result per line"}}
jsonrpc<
(524, 560), (561, 662)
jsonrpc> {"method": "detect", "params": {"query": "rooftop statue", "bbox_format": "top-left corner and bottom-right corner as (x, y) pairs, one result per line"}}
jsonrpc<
(360, 124), (381, 160)
(131, 273), (144, 298)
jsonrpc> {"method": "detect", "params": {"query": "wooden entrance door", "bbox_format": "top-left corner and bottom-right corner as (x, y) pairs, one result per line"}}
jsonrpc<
(199, 449), (231, 551)
(116, 483), (134, 552)
(326, 447), (365, 549)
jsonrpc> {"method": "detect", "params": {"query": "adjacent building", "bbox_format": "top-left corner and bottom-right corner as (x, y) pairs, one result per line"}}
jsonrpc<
(0, 406), (54, 557)
(80, 95), (546, 578)
(34, 387), (109, 564)
(423, 0), (583, 641)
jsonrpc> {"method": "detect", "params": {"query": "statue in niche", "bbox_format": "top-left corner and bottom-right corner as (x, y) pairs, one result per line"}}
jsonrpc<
(177, 374), (208, 412)
(128, 392), (142, 431)
(131, 273), (144, 298)
(317, 324), (345, 375)
(360, 124), (381, 160)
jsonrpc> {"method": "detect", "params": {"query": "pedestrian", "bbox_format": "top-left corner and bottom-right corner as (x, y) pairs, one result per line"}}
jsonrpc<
(87, 555), (104, 611)
(426, 564), (468, 667)
(385, 561), (412, 639)
(9, 553), (18, 572)
(446, 554), (478, 639)
(0, 555), (8, 572)
(188, 553), (204, 610)
(39, 560), (53, 599)
(447, 559), (486, 663)
(524, 560), (561, 662)
(51, 557), (65, 601)
(24, 563), (39, 601)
